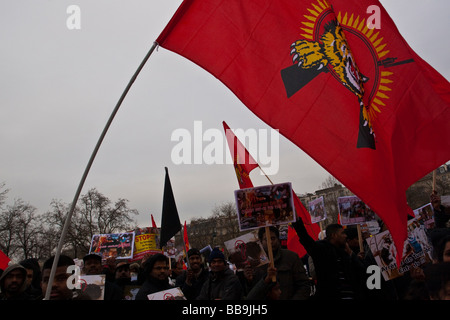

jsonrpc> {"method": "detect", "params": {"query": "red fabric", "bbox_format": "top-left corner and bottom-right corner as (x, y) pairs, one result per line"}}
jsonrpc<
(0, 249), (10, 270)
(288, 192), (320, 258)
(223, 121), (259, 189)
(157, 0), (450, 265)
(183, 220), (190, 251)
(151, 214), (157, 228)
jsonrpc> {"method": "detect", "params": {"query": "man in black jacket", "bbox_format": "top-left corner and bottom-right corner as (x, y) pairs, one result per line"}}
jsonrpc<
(242, 226), (311, 300)
(197, 248), (242, 300)
(135, 253), (172, 300)
(175, 248), (209, 300)
(292, 218), (367, 300)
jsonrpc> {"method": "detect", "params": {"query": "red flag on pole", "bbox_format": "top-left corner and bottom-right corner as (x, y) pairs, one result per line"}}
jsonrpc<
(223, 121), (258, 189)
(157, 0), (450, 264)
(183, 220), (190, 251)
(151, 214), (157, 229)
(223, 121), (317, 258)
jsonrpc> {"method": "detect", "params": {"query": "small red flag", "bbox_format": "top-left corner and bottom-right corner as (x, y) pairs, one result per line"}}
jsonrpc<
(223, 121), (259, 189)
(151, 214), (157, 229)
(223, 121), (317, 258)
(183, 220), (190, 251)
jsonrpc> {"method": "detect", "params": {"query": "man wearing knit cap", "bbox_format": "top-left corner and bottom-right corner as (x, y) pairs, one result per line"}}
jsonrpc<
(197, 247), (242, 300)
(175, 248), (209, 300)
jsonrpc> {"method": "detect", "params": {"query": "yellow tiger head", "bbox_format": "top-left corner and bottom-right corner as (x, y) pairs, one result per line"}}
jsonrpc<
(321, 21), (368, 99)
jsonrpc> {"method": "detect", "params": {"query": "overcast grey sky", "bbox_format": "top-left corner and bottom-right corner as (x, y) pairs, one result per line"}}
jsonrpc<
(1, 0), (449, 228)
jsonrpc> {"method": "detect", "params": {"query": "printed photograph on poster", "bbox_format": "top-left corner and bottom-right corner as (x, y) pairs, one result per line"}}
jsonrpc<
(412, 203), (435, 229)
(308, 196), (327, 224)
(162, 237), (185, 260)
(365, 217), (433, 281)
(224, 230), (269, 271)
(123, 285), (141, 300)
(89, 232), (135, 260)
(234, 182), (296, 231)
(337, 196), (377, 226)
(79, 274), (106, 300)
(147, 287), (186, 300)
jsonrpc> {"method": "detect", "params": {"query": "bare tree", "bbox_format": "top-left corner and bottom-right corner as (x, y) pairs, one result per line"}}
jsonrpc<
(0, 199), (19, 258)
(11, 199), (42, 259)
(188, 202), (245, 250)
(43, 188), (138, 258)
(319, 175), (341, 189)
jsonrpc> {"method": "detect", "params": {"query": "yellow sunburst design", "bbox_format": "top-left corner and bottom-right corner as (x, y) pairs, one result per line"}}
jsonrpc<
(299, 0), (394, 131)
(300, 0), (331, 40)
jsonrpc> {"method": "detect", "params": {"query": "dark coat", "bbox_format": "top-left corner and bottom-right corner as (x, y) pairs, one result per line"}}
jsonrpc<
(175, 267), (209, 300)
(247, 248), (311, 300)
(196, 268), (242, 300)
(292, 219), (367, 300)
(135, 277), (172, 300)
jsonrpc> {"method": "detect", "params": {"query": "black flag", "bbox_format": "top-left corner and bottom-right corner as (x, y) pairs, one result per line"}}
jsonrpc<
(160, 167), (181, 248)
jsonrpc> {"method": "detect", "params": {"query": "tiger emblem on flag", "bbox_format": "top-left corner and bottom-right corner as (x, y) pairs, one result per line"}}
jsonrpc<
(281, 0), (413, 150)
(291, 20), (369, 101)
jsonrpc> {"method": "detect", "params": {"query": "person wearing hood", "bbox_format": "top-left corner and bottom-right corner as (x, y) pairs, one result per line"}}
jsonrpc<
(135, 253), (172, 300)
(196, 247), (243, 300)
(0, 263), (31, 300)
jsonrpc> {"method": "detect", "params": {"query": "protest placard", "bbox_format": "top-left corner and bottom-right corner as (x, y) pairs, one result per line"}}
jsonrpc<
(365, 217), (433, 281)
(123, 285), (141, 300)
(79, 274), (106, 300)
(308, 196), (326, 224)
(412, 203), (435, 229)
(147, 287), (186, 300)
(234, 182), (296, 231)
(224, 230), (269, 271)
(337, 196), (377, 226)
(89, 232), (135, 260)
(200, 245), (212, 263)
(132, 232), (161, 261)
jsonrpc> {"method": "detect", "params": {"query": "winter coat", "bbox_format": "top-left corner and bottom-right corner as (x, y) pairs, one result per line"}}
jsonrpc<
(135, 277), (172, 300)
(292, 219), (367, 300)
(196, 268), (242, 300)
(248, 248), (311, 300)
(175, 267), (209, 300)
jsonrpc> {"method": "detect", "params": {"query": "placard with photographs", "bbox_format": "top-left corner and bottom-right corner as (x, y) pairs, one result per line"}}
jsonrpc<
(337, 196), (377, 226)
(234, 182), (296, 231)
(89, 232), (135, 260)
(308, 196), (327, 224)
(224, 230), (269, 271)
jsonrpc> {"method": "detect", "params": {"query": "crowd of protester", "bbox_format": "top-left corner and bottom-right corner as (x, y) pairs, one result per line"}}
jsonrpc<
(1, 192), (449, 301)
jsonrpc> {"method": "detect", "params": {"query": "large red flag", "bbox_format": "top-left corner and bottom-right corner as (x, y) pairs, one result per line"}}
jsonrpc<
(157, 0), (450, 264)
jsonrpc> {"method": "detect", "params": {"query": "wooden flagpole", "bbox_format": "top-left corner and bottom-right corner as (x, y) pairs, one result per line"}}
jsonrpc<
(258, 165), (277, 282)
(357, 224), (364, 253)
(44, 42), (159, 300)
(432, 169), (437, 192)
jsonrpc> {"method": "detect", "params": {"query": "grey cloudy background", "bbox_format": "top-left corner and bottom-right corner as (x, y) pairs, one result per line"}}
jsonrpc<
(1, 0), (449, 227)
